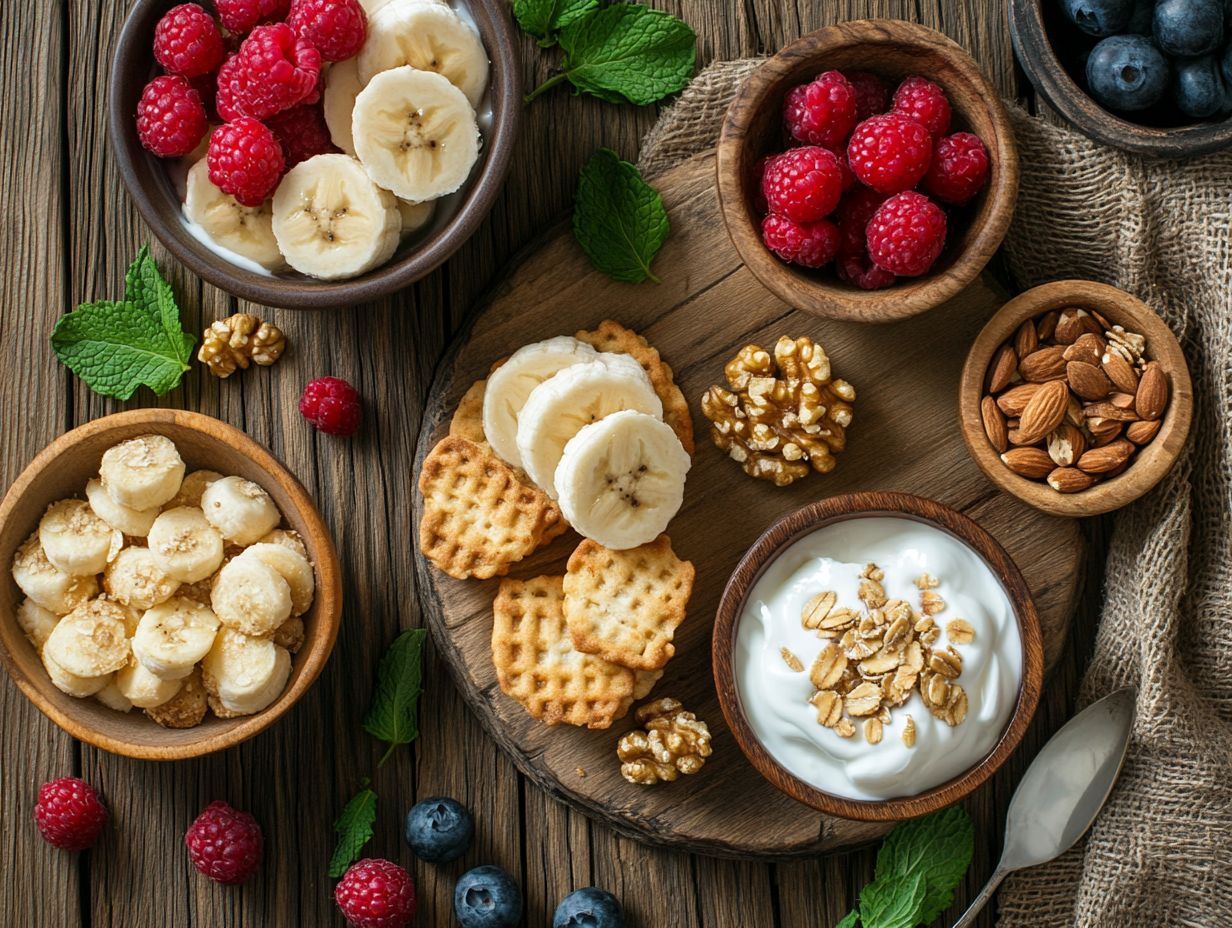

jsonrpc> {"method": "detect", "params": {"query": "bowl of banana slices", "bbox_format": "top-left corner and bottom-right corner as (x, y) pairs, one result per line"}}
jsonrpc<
(0, 409), (342, 760)
(109, 0), (522, 309)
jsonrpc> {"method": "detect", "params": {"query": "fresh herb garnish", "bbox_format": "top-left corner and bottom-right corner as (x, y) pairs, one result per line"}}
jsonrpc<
(572, 148), (669, 284)
(327, 784), (377, 878)
(50, 245), (195, 400)
(513, 0), (598, 47)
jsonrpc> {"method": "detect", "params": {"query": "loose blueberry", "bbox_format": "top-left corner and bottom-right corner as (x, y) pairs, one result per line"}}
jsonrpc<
(1086, 35), (1171, 111)
(1059, 0), (1134, 35)
(454, 865), (522, 928)
(1153, 0), (1225, 57)
(1126, 0), (1156, 32)
(553, 888), (626, 928)
(1174, 54), (1228, 116)
(404, 797), (474, 864)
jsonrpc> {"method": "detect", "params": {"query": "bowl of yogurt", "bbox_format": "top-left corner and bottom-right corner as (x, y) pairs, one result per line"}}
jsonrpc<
(713, 491), (1043, 821)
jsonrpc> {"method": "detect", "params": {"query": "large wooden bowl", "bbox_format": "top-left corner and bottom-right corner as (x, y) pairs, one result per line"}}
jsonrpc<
(0, 410), (342, 759)
(959, 280), (1193, 518)
(713, 492), (1043, 822)
(716, 20), (1019, 323)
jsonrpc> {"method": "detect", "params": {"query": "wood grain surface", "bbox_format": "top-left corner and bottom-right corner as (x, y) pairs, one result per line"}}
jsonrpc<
(0, 2), (1107, 926)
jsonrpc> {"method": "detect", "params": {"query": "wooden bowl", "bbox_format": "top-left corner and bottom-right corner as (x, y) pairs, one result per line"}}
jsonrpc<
(108, 0), (522, 310)
(959, 280), (1193, 518)
(1009, 0), (1232, 159)
(712, 491), (1043, 821)
(716, 19), (1020, 324)
(0, 410), (343, 759)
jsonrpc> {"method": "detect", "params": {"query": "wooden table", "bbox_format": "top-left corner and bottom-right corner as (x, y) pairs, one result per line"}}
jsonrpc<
(0, 2), (1104, 925)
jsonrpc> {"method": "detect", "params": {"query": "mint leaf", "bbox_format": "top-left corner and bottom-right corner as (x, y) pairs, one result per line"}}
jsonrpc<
(573, 148), (669, 283)
(50, 245), (195, 400)
(875, 807), (974, 924)
(835, 912), (860, 928)
(513, 0), (598, 46)
(860, 872), (925, 928)
(327, 786), (377, 878)
(363, 629), (428, 762)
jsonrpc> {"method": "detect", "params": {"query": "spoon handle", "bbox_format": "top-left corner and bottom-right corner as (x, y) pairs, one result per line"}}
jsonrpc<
(949, 866), (1010, 928)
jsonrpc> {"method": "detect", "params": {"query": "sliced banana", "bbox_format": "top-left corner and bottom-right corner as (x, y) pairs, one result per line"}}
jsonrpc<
(259, 528), (308, 559)
(239, 544), (315, 616)
(115, 654), (181, 709)
(184, 159), (288, 272)
(353, 66), (480, 202)
(16, 599), (59, 654)
(555, 410), (691, 550)
(359, 0), (489, 106)
(42, 598), (133, 678)
(43, 650), (111, 698)
(132, 597), (221, 680)
(86, 478), (159, 537)
(99, 435), (186, 511)
(516, 354), (663, 498)
(210, 555), (293, 636)
(166, 469), (224, 510)
(202, 627), (292, 715)
(103, 546), (181, 610)
(38, 499), (123, 577)
(95, 679), (134, 713)
(323, 56), (363, 155)
(147, 507), (225, 583)
(11, 533), (99, 615)
(398, 198), (435, 237)
(482, 336), (601, 469)
(200, 476), (281, 546)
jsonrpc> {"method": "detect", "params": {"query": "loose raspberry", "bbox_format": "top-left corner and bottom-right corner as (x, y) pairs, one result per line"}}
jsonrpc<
(761, 214), (840, 268)
(266, 103), (338, 166)
(761, 146), (843, 224)
(34, 778), (108, 852)
(835, 188), (896, 290)
(891, 76), (952, 140)
(215, 0), (291, 35)
(846, 113), (933, 194)
(216, 23), (321, 121)
(154, 4), (225, 78)
(782, 71), (857, 150)
(335, 858), (417, 928)
(287, 0), (368, 62)
(844, 70), (889, 121)
(866, 191), (947, 277)
(136, 75), (208, 157)
(300, 376), (363, 436)
(921, 132), (989, 205)
(185, 801), (263, 884)
(207, 117), (285, 206)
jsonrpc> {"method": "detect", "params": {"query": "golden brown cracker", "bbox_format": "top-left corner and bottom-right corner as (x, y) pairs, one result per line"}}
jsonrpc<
(448, 378), (488, 444)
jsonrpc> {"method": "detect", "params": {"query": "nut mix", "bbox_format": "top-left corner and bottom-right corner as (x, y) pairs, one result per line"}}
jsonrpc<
(980, 308), (1171, 493)
(617, 697), (712, 785)
(198, 313), (287, 378)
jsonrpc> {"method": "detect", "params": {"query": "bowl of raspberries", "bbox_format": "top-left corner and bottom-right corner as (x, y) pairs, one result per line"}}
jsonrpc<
(717, 20), (1020, 323)
(109, 0), (522, 309)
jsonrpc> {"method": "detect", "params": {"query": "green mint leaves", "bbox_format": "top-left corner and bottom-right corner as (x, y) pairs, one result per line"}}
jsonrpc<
(513, 0), (598, 46)
(327, 785), (377, 878)
(572, 148), (669, 284)
(50, 245), (195, 400)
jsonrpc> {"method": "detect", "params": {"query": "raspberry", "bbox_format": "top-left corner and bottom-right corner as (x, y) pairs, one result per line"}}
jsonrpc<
(835, 188), (896, 291)
(216, 0), (291, 34)
(266, 103), (338, 166)
(761, 214), (840, 268)
(761, 146), (843, 224)
(891, 76), (952, 140)
(299, 376), (363, 436)
(189, 73), (219, 120)
(184, 801), (263, 884)
(843, 70), (889, 121)
(846, 113), (933, 195)
(216, 23), (321, 121)
(207, 117), (285, 206)
(136, 75), (208, 157)
(335, 859), (417, 928)
(751, 153), (776, 213)
(782, 71), (857, 150)
(866, 191), (947, 277)
(287, 0), (368, 62)
(34, 778), (108, 852)
(922, 132), (989, 205)
(153, 4), (225, 78)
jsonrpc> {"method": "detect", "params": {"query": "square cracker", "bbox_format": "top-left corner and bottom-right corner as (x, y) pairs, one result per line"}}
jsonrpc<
(492, 575), (636, 729)
(419, 437), (564, 580)
(564, 535), (695, 671)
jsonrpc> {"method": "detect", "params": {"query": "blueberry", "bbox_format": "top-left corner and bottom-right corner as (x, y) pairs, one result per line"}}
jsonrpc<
(1086, 35), (1171, 111)
(553, 888), (626, 928)
(1174, 54), (1228, 115)
(1126, 0), (1156, 33)
(404, 797), (474, 864)
(1059, 0), (1135, 35)
(1153, 0), (1225, 57)
(454, 866), (522, 928)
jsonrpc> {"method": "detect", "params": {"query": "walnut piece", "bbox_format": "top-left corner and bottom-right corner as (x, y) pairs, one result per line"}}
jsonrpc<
(701, 336), (855, 486)
(617, 697), (712, 785)
(198, 313), (286, 378)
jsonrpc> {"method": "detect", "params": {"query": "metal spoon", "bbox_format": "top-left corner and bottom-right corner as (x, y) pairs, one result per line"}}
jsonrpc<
(950, 687), (1136, 928)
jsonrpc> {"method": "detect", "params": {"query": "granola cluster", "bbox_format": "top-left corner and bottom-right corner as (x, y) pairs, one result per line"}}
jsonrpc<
(617, 698), (712, 785)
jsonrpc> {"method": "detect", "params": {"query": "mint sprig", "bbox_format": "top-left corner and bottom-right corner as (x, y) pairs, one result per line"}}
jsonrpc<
(327, 785), (377, 878)
(572, 148), (669, 284)
(50, 245), (195, 400)
(513, 0), (598, 46)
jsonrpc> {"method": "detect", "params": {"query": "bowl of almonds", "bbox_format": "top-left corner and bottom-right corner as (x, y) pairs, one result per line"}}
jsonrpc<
(959, 279), (1193, 517)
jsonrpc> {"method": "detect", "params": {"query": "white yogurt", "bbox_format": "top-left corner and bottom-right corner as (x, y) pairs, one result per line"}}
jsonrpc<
(734, 516), (1022, 801)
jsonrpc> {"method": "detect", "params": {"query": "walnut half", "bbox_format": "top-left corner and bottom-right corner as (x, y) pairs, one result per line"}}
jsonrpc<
(198, 313), (287, 378)
(617, 698), (712, 785)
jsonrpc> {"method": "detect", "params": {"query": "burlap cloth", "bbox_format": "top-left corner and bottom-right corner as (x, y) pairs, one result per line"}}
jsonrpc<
(639, 60), (1232, 927)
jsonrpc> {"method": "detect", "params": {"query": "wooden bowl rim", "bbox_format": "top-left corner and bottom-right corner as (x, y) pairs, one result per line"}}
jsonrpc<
(107, 0), (523, 310)
(716, 18), (1021, 324)
(958, 279), (1194, 518)
(712, 491), (1044, 822)
(0, 409), (343, 760)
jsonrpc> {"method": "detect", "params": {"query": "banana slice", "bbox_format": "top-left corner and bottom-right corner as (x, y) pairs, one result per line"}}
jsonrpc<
(11, 533), (99, 615)
(104, 546), (181, 610)
(147, 507), (225, 583)
(482, 336), (601, 468)
(516, 354), (663, 498)
(200, 476), (282, 546)
(166, 469), (224, 510)
(38, 499), (123, 577)
(43, 650), (111, 698)
(352, 66), (480, 202)
(240, 544), (315, 616)
(210, 555), (293, 636)
(323, 56), (363, 155)
(258, 528), (309, 559)
(132, 597), (221, 680)
(99, 435), (186, 511)
(398, 198), (435, 237)
(86, 478), (159, 537)
(183, 159), (288, 272)
(115, 654), (181, 709)
(358, 1), (489, 107)
(555, 410), (691, 550)
(95, 680), (134, 713)
(16, 599), (59, 654)
(202, 628), (292, 715)
(42, 598), (133, 678)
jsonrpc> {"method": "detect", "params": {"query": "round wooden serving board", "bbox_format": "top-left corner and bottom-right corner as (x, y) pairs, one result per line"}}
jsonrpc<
(412, 151), (1083, 859)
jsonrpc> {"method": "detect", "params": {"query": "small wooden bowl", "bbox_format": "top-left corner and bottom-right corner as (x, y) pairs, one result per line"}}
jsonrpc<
(108, 0), (522, 310)
(716, 20), (1020, 324)
(713, 492), (1043, 821)
(0, 410), (343, 760)
(959, 279), (1193, 518)
(1009, 0), (1232, 159)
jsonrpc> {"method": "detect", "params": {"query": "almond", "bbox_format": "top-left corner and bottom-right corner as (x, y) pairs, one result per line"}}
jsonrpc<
(1054, 308), (1100, 344)
(981, 395), (1008, 453)
(1066, 361), (1112, 401)
(1077, 438), (1134, 474)
(1109, 391), (1137, 409)
(1001, 447), (1055, 478)
(1101, 351), (1139, 394)
(1062, 332), (1106, 366)
(1126, 418), (1161, 445)
(987, 343), (1019, 393)
(996, 382), (1041, 417)
(1036, 310), (1059, 342)
(1065, 395), (1084, 427)
(1088, 418), (1124, 445)
(1135, 361), (1169, 421)
(1083, 401), (1138, 422)
(1019, 346), (1068, 382)
(1006, 427), (1031, 446)
(1047, 467), (1095, 493)
(1014, 319), (1039, 359)
(1017, 379), (1070, 444)
(1046, 422), (1086, 466)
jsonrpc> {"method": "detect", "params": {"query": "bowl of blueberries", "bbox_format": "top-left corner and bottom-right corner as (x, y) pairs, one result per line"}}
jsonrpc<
(1009, 0), (1232, 156)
